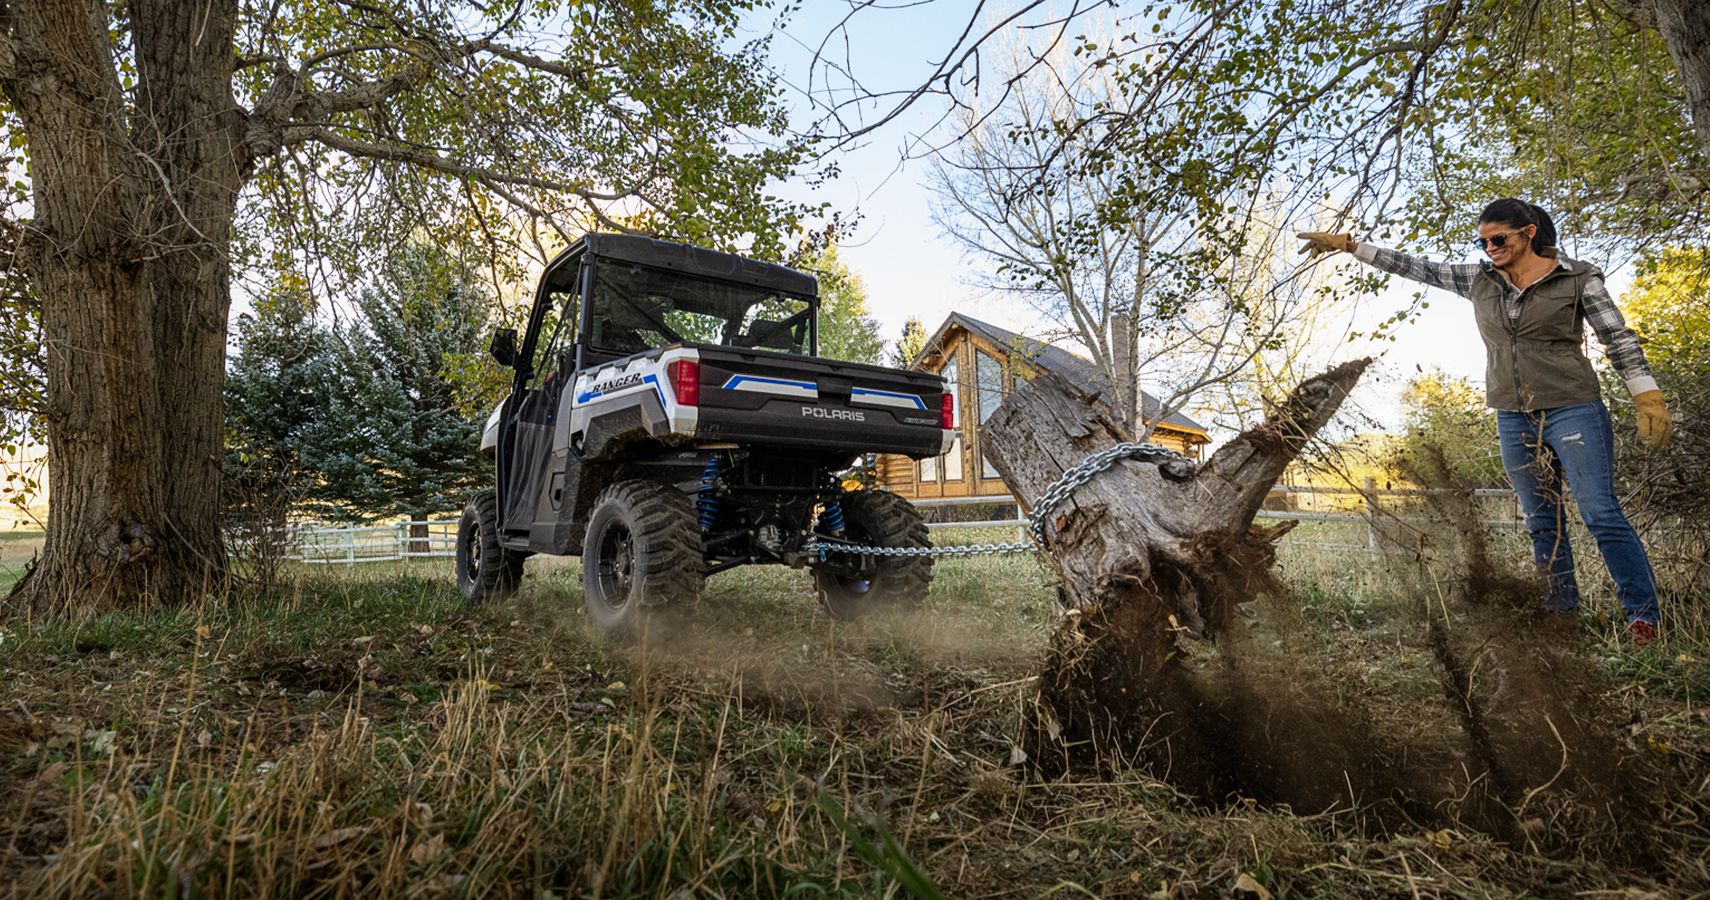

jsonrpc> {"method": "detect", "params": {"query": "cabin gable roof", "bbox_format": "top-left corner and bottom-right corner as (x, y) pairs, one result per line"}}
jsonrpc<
(915, 312), (1208, 435)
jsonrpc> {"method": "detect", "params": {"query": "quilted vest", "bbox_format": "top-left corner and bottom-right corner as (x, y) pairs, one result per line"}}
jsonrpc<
(1468, 257), (1603, 411)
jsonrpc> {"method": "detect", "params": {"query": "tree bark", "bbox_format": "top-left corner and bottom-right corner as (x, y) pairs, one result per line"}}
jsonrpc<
(1651, 0), (1710, 164)
(2, 0), (245, 617)
(1109, 311), (1140, 435)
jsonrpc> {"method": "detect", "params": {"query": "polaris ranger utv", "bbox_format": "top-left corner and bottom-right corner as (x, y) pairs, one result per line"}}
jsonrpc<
(455, 234), (952, 634)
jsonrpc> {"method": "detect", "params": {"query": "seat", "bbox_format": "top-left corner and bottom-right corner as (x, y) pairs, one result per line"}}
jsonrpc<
(747, 318), (796, 351)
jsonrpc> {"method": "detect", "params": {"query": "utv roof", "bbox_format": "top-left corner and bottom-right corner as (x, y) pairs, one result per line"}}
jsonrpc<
(562, 233), (818, 298)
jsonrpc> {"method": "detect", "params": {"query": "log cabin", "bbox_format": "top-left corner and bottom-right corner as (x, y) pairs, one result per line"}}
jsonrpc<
(877, 312), (1211, 500)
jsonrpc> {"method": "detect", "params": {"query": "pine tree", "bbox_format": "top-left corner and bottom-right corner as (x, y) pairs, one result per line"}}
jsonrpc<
(225, 279), (334, 579)
(308, 246), (493, 527)
(892, 317), (928, 368)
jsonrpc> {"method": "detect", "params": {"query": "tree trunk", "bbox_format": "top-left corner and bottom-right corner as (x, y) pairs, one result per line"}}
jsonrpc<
(984, 359), (1372, 784)
(1652, 0), (1710, 164)
(410, 517), (432, 556)
(2, 0), (245, 617)
(1109, 312), (1140, 435)
(987, 358), (1369, 621)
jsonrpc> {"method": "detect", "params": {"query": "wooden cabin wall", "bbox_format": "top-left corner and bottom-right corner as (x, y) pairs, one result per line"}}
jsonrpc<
(876, 324), (1210, 499)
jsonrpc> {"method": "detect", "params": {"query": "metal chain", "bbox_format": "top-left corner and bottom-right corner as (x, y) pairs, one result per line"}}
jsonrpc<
(807, 441), (1192, 561)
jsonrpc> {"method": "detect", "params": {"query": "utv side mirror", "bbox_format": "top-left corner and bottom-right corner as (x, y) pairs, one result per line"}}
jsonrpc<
(489, 328), (519, 367)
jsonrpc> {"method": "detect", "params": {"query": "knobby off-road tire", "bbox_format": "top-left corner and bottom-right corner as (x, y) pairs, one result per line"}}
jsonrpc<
(581, 480), (704, 638)
(814, 491), (933, 618)
(456, 491), (528, 605)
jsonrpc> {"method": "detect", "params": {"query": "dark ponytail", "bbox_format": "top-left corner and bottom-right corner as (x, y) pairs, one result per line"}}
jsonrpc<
(1478, 198), (1557, 256)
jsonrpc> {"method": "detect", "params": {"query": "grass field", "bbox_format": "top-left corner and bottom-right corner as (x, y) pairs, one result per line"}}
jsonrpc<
(0, 536), (1705, 897)
(0, 528), (43, 594)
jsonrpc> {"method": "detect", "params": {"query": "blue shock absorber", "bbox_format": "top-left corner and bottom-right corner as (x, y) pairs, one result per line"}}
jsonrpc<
(819, 498), (846, 535)
(696, 458), (722, 530)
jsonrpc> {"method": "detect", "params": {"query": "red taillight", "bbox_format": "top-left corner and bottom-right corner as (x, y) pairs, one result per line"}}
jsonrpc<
(668, 359), (700, 406)
(940, 392), (955, 429)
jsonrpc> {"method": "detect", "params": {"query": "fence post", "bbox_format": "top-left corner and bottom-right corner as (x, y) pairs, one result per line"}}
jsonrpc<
(1363, 476), (1378, 551)
(1014, 498), (1028, 542)
(346, 527), (355, 565)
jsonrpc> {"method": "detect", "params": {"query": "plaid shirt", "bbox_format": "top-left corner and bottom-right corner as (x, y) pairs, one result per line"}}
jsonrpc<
(1352, 243), (1658, 397)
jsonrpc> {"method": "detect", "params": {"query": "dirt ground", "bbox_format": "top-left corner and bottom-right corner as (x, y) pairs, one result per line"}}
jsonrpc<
(0, 548), (1704, 897)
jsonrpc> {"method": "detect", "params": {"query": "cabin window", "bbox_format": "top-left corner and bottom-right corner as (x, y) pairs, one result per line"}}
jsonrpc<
(976, 350), (1003, 479)
(920, 455), (937, 482)
(939, 356), (963, 481)
(943, 434), (964, 480)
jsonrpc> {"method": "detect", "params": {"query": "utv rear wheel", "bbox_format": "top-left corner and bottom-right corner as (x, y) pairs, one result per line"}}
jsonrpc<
(456, 491), (527, 605)
(814, 491), (933, 618)
(582, 480), (704, 637)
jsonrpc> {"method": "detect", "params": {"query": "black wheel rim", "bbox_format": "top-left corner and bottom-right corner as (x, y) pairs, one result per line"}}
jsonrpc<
(823, 523), (876, 594)
(593, 520), (635, 609)
(463, 519), (482, 585)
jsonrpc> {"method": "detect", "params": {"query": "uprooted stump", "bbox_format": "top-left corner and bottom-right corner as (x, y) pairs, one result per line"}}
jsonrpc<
(986, 360), (1663, 842)
(985, 360), (1385, 798)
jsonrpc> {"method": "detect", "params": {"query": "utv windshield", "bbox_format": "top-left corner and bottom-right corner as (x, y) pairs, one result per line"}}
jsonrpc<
(588, 258), (815, 356)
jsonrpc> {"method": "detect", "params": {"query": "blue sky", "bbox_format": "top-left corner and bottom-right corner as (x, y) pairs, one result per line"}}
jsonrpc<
(751, 2), (1640, 437)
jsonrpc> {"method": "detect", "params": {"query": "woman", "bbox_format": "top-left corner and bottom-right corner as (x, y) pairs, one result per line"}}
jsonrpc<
(1298, 200), (1669, 646)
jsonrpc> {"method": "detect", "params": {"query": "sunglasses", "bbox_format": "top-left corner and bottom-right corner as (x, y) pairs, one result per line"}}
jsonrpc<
(1473, 229), (1530, 252)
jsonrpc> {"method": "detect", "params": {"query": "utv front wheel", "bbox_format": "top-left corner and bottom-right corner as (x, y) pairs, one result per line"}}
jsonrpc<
(814, 491), (933, 618)
(581, 480), (704, 637)
(456, 491), (527, 604)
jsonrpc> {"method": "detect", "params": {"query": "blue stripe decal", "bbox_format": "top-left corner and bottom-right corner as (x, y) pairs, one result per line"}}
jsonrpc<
(850, 387), (928, 410)
(575, 374), (670, 408)
(722, 375), (817, 392)
(642, 373), (667, 408)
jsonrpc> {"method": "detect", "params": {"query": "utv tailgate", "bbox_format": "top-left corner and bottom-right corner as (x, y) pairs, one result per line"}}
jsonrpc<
(693, 345), (949, 458)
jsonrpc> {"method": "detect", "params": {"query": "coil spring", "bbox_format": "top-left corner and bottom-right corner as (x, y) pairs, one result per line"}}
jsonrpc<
(819, 499), (846, 535)
(696, 458), (721, 529)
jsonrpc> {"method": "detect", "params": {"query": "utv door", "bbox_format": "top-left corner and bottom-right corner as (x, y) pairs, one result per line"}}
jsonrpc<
(501, 266), (583, 546)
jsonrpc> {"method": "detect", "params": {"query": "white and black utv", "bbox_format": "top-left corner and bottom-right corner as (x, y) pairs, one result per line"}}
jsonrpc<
(454, 234), (953, 635)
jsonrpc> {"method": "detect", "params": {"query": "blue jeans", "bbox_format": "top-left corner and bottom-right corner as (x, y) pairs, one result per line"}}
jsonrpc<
(1495, 401), (1658, 624)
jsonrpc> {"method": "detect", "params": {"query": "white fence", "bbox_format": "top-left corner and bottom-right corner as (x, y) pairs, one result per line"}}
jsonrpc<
(287, 519), (460, 564)
(284, 482), (1527, 565)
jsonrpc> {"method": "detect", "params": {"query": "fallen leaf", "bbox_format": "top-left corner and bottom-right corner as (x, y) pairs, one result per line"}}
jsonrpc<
(416, 625), (434, 637)
(85, 729), (116, 756)
(196, 729), (212, 749)
(1233, 873), (1272, 900)
(409, 833), (447, 865)
(195, 624), (211, 640)
(312, 825), (368, 849)
(406, 873), (467, 899)
(1007, 745), (1028, 766)
(352, 635), (374, 645)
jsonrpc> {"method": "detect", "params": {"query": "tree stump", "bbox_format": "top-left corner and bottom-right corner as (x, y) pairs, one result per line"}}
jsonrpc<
(986, 358), (1369, 624)
(984, 359), (1376, 790)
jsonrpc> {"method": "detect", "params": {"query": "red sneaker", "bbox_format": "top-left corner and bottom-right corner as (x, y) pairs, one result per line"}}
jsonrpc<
(1628, 620), (1657, 648)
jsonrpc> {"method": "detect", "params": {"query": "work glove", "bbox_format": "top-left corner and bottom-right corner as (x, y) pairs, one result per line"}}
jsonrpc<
(1633, 390), (1672, 448)
(1296, 231), (1355, 256)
